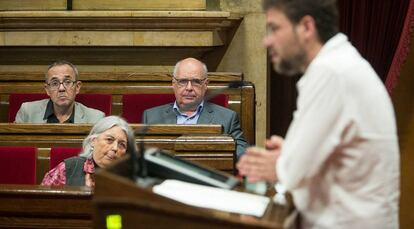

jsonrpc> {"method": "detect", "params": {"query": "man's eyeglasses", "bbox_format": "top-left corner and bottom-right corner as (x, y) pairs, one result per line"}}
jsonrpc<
(47, 79), (77, 90)
(173, 77), (207, 87)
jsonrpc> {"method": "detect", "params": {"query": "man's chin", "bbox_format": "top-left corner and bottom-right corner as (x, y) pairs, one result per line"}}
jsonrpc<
(54, 100), (73, 108)
(273, 64), (302, 77)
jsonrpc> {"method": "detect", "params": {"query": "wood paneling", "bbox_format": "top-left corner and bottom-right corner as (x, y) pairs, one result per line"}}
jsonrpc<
(73, 0), (206, 10)
(0, 0), (66, 10)
(0, 185), (92, 228)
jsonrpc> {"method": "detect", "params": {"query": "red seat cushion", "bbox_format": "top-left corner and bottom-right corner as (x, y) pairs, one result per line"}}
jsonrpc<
(50, 147), (81, 169)
(121, 93), (228, 123)
(0, 146), (37, 184)
(8, 93), (112, 122)
(122, 94), (176, 123)
(75, 93), (112, 116)
(8, 93), (49, 122)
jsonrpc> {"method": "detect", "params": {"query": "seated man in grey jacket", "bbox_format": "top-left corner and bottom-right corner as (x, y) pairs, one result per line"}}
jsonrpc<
(142, 57), (248, 159)
(15, 60), (104, 123)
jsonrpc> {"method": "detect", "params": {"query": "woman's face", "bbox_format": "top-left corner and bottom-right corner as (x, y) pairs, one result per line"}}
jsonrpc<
(91, 126), (128, 168)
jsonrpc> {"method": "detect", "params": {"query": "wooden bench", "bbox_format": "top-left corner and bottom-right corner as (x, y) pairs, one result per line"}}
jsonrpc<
(0, 72), (255, 144)
(0, 123), (236, 183)
(0, 184), (92, 229)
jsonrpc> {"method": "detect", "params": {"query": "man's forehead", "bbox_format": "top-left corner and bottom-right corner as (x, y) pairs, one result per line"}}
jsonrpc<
(266, 7), (290, 23)
(47, 65), (75, 79)
(47, 74), (72, 80)
(176, 69), (204, 79)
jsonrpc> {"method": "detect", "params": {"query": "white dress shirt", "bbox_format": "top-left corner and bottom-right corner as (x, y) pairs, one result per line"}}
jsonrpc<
(276, 33), (400, 229)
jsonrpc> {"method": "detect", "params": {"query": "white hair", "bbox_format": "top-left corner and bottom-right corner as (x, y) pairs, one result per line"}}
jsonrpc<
(79, 116), (136, 158)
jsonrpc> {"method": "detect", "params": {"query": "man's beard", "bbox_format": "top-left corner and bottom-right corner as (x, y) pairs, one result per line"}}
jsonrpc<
(273, 48), (307, 76)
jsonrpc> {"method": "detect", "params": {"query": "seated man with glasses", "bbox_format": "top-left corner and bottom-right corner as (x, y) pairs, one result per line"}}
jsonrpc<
(142, 57), (248, 159)
(15, 60), (104, 123)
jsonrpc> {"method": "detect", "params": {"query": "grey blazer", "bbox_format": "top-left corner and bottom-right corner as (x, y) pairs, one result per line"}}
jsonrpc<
(15, 99), (105, 123)
(142, 102), (248, 158)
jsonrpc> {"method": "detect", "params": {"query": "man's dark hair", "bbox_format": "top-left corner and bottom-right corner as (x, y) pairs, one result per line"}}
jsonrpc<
(263, 0), (338, 43)
(45, 60), (79, 82)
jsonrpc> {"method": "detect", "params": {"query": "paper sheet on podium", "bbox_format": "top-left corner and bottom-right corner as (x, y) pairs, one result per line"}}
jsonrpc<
(153, 179), (270, 217)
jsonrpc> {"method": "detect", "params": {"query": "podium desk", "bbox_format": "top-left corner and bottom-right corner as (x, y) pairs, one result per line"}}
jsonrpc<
(93, 157), (296, 229)
(0, 184), (92, 228)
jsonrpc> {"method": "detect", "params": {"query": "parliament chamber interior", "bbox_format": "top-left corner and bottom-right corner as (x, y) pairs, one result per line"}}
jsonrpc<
(0, 0), (413, 228)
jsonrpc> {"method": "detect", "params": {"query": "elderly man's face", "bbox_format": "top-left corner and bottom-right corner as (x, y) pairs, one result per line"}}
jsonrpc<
(44, 64), (81, 109)
(263, 8), (307, 76)
(173, 60), (208, 111)
(91, 126), (127, 168)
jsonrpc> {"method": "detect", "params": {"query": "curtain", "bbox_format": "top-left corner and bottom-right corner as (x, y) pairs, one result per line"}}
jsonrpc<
(385, 0), (414, 94)
(338, 0), (412, 87)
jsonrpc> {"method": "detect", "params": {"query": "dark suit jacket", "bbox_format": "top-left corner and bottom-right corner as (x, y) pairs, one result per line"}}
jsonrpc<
(142, 102), (248, 158)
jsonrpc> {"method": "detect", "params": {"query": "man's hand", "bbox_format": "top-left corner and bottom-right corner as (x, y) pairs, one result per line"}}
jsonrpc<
(236, 135), (284, 183)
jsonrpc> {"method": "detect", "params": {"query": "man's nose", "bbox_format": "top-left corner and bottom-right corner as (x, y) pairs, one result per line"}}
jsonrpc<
(185, 81), (194, 90)
(263, 36), (271, 47)
(58, 82), (66, 91)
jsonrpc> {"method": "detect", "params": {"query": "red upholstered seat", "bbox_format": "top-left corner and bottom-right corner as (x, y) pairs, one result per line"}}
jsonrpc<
(75, 93), (112, 116)
(121, 93), (228, 123)
(50, 147), (81, 169)
(8, 93), (112, 122)
(0, 146), (37, 184)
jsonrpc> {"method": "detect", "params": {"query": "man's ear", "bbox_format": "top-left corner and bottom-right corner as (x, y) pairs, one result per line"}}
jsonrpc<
(44, 83), (51, 97)
(75, 81), (82, 95)
(298, 15), (318, 41)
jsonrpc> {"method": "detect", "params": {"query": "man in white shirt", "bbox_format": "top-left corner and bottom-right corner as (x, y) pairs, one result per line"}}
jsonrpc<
(237, 0), (400, 228)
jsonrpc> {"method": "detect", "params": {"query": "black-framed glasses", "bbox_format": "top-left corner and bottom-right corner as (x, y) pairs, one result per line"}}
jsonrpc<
(173, 77), (207, 87)
(47, 79), (77, 90)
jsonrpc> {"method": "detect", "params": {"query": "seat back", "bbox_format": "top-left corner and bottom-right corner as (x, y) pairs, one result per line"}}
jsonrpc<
(121, 94), (176, 123)
(0, 146), (37, 184)
(75, 93), (112, 116)
(8, 93), (112, 122)
(121, 93), (228, 123)
(50, 147), (82, 169)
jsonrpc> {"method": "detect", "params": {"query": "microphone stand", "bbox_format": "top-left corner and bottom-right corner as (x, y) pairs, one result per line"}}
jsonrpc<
(130, 125), (147, 182)
(134, 125), (159, 187)
(192, 80), (250, 109)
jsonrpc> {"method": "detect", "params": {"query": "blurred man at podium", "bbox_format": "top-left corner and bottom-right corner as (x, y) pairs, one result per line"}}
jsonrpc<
(237, 0), (399, 228)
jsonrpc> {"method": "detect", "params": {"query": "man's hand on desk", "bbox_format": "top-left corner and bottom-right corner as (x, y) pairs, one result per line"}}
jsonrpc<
(236, 135), (284, 183)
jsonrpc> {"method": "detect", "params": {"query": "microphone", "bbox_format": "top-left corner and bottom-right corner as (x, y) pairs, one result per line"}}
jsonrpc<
(137, 126), (148, 178)
(130, 125), (148, 181)
(203, 80), (250, 105)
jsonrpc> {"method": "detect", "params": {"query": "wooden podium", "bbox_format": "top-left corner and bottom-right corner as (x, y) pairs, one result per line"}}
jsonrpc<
(93, 156), (296, 229)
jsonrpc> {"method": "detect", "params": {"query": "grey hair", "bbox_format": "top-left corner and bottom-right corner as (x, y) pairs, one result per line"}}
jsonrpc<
(45, 60), (80, 82)
(79, 116), (136, 159)
(173, 58), (208, 78)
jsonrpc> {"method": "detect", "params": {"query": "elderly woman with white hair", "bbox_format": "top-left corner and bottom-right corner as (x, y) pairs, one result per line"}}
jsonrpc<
(41, 116), (136, 187)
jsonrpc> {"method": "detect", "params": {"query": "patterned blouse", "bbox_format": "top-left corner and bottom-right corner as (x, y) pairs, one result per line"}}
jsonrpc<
(41, 158), (96, 187)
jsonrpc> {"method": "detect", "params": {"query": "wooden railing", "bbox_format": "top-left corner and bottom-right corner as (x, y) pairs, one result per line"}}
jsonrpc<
(0, 123), (236, 183)
(0, 184), (92, 229)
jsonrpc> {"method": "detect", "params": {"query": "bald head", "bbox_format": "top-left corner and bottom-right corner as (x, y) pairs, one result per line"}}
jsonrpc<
(173, 58), (208, 78)
(172, 57), (209, 113)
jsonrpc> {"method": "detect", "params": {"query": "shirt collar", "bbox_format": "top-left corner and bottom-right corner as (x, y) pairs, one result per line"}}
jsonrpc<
(44, 99), (75, 123)
(298, 33), (348, 89)
(173, 100), (204, 117)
